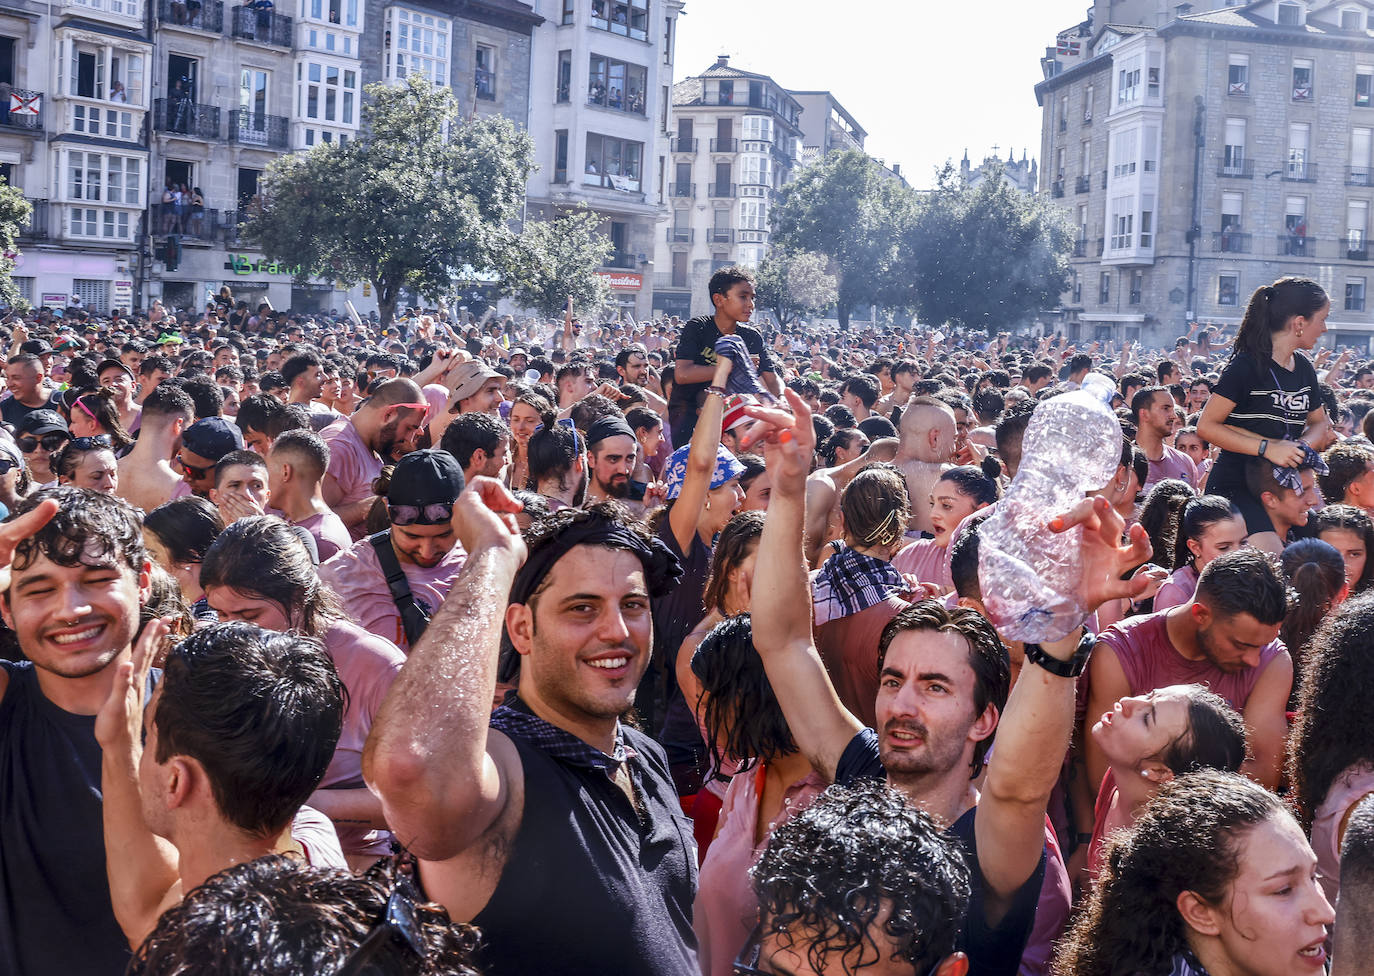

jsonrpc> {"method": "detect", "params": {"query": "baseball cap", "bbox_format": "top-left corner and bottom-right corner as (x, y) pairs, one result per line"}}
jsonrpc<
(447, 360), (503, 411)
(19, 339), (52, 356)
(386, 449), (465, 515)
(181, 416), (245, 462)
(15, 409), (68, 437)
(721, 393), (757, 432)
(157, 332), (183, 346)
(96, 358), (135, 382)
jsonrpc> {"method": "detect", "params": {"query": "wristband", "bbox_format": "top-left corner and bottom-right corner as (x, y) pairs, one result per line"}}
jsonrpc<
(706, 386), (727, 399)
(1023, 631), (1095, 679)
(1258, 439), (1269, 459)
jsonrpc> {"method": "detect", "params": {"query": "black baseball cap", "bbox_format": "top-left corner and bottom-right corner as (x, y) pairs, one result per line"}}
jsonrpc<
(181, 417), (245, 462)
(15, 409), (68, 437)
(386, 449), (465, 511)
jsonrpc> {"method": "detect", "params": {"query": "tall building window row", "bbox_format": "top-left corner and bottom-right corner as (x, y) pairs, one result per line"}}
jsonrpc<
(587, 54), (645, 115)
(61, 150), (142, 207)
(297, 61), (357, 127)
(299, 0), (358, 28)
(384, 8), (450, 86)
(584, 133), (642, 192)
(590, 0), (649, 41)
(59, 38), (146, 107)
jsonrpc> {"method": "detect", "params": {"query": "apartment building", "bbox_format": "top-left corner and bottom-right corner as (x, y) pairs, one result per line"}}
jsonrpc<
(650, 57), (803, 319)
(1037, 0), (1374, 349)
(524, 0), (683, 320)
(790, 89), (864, 166)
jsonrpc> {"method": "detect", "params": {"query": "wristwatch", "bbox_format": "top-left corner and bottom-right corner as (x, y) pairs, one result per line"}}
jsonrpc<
(1023, 631), (1096, 679)
(1258, 438), (1269, 459)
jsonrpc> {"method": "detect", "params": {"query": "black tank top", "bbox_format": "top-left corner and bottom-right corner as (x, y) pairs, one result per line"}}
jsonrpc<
(471, 722), (699, 976)
(0, 661), (133, 975)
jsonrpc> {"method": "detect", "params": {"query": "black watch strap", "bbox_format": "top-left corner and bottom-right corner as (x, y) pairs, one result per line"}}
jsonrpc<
(1023, 631), (1095, 678)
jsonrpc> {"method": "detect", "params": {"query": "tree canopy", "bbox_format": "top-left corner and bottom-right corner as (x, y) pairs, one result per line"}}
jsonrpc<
(506, 208), (613, 319)
(754, 248), (838, 328)
(0, 182), (32, 309)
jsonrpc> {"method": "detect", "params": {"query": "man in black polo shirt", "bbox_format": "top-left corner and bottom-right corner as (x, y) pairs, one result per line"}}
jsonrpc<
(668, 266), (781, 447)
(365, 491), (694, 976)
(743, 390), (1151, 976)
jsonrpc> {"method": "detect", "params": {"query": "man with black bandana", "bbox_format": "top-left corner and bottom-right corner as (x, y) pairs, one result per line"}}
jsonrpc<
(365, 491), (694, 976)
(583, 414), (638, 506)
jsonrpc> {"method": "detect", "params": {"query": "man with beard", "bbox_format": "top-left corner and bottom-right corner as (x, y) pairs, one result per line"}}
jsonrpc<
(321, 449), (467, 652)
(582, 415), (637, 507)
(1132, 385), (1198, 491)
(321, 378), (428, 541)
(1083, 547), (1291, 790)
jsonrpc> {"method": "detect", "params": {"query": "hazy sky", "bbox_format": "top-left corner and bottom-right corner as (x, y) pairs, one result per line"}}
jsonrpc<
(673, 0), (1094, 188)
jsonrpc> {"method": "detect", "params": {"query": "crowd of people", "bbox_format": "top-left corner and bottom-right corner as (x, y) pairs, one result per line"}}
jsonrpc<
(4, 268), (1374, 975)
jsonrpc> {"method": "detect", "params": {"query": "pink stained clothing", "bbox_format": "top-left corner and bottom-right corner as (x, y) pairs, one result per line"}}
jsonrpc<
(694, 764), (827, 976)
(1143, 444), (1199, 492)
(318, 617), (406, 857)
(1019, 818), (1072, 976)
(293, 510), (353, 562)
(1096, 609), (1286, 712)
(291, 804), (348, 869)
(1312, 762), (1374, 906)
(891, 537), (953, 592)
(321, 416), (382, 541)
(320, 535), (467, 652)
(1087, 769), (1120, 879)
(1152, 564), (1199, 612)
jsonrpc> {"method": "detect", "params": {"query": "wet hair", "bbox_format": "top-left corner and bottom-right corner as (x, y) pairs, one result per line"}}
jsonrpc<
(440, 412), (509, 470)
(1319, 441), (1374, 504)
(701, 510), (765, 614)
(857, 416), (897, 441)
(820, 428), (864, 467)
(949, 509), (997, 601)
(213, 449), (267, 488)
(839, 464), (910, 550)
(1150, 685), (1248, 777)
(691, 613), (795, 774)
(144, 496), (226, 565)
(878, 601), (1009, 778)
(1052, 770), (1286, 976)
(624, 404), (661, 435)
(1336, 794), (1374, 969)
(1168, 494), (1241, 570)
(1136, 479), (1196, 569)
(1231, 276), (1328, 364)
(568, 395), (621, 433)
(179, 375), (224, 419)
(71, 388), (133, 449)
(49, 439), (116, 482)
(1281, 539), (1347, 684)
(9, 487), (144, 574)
(153, 622), (344, 836)
(139, 563), (195, 660)
(736, 453), (766, 495)
(199, 516), (342, 638)
(1194, 547), (1288, 625)
(752, 778), (970, 976)
(1313, 504), (1374, 593)
(127, 855), (481, 976)
(527, 422), (582, 488)
(936, 465), (999, 508)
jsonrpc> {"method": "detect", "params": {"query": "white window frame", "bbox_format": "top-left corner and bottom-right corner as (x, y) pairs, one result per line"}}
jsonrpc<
(385, 7), (450, 86)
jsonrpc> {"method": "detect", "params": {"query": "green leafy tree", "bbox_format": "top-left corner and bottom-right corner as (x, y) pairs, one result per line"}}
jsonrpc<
(243, 76), (534, 328)
(0, 182), (31, 309)
(900, 163), (1073, 331)
(755, 248), (838, 327)
(769, 150), (914, 329)
(506, 207), (613, 319)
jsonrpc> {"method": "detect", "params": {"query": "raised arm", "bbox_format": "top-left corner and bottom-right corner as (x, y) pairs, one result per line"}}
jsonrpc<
(363, 479), (526, 862)
(746, 390), (864, 781)
(667, 355), (731, 554)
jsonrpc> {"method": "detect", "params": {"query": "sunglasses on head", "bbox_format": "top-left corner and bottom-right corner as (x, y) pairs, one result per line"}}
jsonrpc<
(18, 432), (70, 453)
(388, 502), (453, 526)
(333, 875), (426, 976)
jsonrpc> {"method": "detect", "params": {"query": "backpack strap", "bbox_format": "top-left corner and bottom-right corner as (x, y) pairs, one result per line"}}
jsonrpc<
(368, 530), (430, 646)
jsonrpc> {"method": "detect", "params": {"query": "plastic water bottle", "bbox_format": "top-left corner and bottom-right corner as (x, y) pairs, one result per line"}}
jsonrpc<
(978, 373), (1123, 642)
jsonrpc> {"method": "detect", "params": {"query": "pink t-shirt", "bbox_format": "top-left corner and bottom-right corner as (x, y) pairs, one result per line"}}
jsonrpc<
(321, 417), (382, 541)
(1312, 761), (1374, 906)
(1144, 444), (1199, 492)
(319, 617), (405, 857)
(1152, 564), (1199, 612)
(320, 535), (467, 652)
(1097, 609), (1286, 711)
(891, 537), (952, 592)
(293, 510), (353, 562)
(694, 764), (826, 976)
(291, 804), (347, 869)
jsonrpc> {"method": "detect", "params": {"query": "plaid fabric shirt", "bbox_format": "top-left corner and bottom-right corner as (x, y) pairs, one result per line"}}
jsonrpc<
(811, 544), (906, 626)
(489, 694), (635, 780)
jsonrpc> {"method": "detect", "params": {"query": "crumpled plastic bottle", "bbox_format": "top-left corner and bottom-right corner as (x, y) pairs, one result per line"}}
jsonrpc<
(978, 373), (1123, 642)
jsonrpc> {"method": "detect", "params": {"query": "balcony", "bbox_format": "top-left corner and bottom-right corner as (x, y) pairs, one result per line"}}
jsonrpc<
(669, 136), (697, 152)
(1075, 175), (1090, 194)
(707, 228), (733, 243)
(666, 226), (692, 242)
(1342, 237), (1371, 261)
(1350, 168), (1374, 187)
(668, 182), (694, 198)
(1051, 179), (1064, 198)
(1218, 158), (1254, 178)
(1293, 83), (1313, 102)
(1083, 113), (1093, 126)
(150, 203), (220, 241)
(1284, 160), (1318, 182)
(153, 98), (221, 139)
(217, 209), (242, 245)
(0, 89), (44, 132)
(18, 199), (48, 241)
(709, 138), (738, 153)
(231, 5), (293, 46)
(1072, 238), (1087, 257)
(1212, 231), (1252, 253)
(229, 108), (289, 149)
(737, 229), (766, 244)
(603, 251), (636, 270)
(158, 0), (224, 30)
(1280, 233), (1315, 257)
(708, 182), (736, 198)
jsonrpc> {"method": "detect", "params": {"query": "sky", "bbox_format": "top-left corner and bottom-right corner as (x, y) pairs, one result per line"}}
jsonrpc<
(673, 0), (1095, 189)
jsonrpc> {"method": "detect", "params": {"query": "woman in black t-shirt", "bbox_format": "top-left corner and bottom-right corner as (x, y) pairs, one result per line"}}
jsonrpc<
(1198, 277), (1331, 553)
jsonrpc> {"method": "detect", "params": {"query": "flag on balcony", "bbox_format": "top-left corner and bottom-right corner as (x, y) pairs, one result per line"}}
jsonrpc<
(1057, 39), (1081, 55)
(9, 93), (39, 116)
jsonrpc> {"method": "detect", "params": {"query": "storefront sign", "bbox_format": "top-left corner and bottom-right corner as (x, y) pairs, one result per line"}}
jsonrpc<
(595, 271), (643, 291)
(41, 293), (66, 307)
(225, 254), (299, 276)
(113, 280), (133, 309)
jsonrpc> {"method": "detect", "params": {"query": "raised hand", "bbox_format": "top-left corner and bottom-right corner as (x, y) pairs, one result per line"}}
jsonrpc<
(1048, 495), (1153, 613)
(95, 617), (170, 751)
(452, 475), (526, 560)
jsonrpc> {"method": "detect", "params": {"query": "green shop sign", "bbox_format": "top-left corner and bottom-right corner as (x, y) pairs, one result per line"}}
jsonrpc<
(224, 254), (301, 276)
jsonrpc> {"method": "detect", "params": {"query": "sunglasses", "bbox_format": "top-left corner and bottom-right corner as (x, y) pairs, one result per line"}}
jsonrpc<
(175, 455), (214, 480)
(333, 876), (425, 976)
(388, 502), (453, 526)
(18, 432), (70, 453)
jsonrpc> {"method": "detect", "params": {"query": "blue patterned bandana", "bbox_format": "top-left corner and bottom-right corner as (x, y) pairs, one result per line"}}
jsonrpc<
(662, 442), (746, 500)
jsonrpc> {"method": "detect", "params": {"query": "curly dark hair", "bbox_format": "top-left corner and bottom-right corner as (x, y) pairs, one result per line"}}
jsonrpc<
(9, 486), (144, 574)
(1289, 591), (1374, 830)
(1053, 770), (1285, 976)
(751, 778), (970, 976)
(127, 854), (482, 975)
(691, 614), (795, 774)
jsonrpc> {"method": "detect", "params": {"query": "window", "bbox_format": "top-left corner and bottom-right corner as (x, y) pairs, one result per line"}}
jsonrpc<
(1343, 7), (1364, 30)
(1147, 52), (1161, 98)
(1289, 123), (1311, 179)
(298, 62), (357, 131)
(1084, 84), (1094, 122)
(663, 16), (672, 65)
(1277, 2), (1303, 26)
(61, 38), (145, 108)
(557, 49), (571, 102)
(71, 279), (110, 314)
(1111, 129), (1137, 178)
(73, 104), (133, 140)
(1228, 54), (1249, 95)
(561, 0), (573, 24)
(587, 55), (646, 114)
(1221, 191), (1244, 232)
(671, 250), (687, 288)
(64, 150), (141, 208)
(1056, 147), (1066, 179)
(1348, 277), (1367, 311)
(1224, 117), (1247, 173)
(1142, 126), (1158, 173)
(1059, 93), (1068, 130)
(1285, 195), (1309, 254)
(1110, 196), (1133, 249)
(718, 79), (733, 105)
(1353, 127), (1372, 184)
(740, 154), (772, 188)
(1140, 196), (1154, 247)
(1360, 67), (1374, 108)
(1293, 58), (1313, 100)
(475, 44), (495, 100)
(1080, 140), (1091, 175)
(742, 115), (773, 143)
(1218, 273), (1239, 306)
(1130, 270), (1144, 304)
(553, 129), (568, 183)
(591, 0), (649, 41)
(1348, 200), (1368, 253)
(583, 133), (643, 192)
(1099, 271), (1111, 304)
(68, 207), (130, 241)
(1118, 58), (1141, 105)
(739, 199), (764, 230)
(386, 8), (450, 86)
(1071, 271), (1082, 304)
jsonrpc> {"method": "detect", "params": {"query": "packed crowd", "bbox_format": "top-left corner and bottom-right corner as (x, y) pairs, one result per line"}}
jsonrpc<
(2, 268), (1373, 976)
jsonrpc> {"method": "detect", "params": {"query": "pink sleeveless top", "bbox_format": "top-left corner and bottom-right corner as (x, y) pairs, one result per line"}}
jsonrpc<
(1312, 762), (1374, 906)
